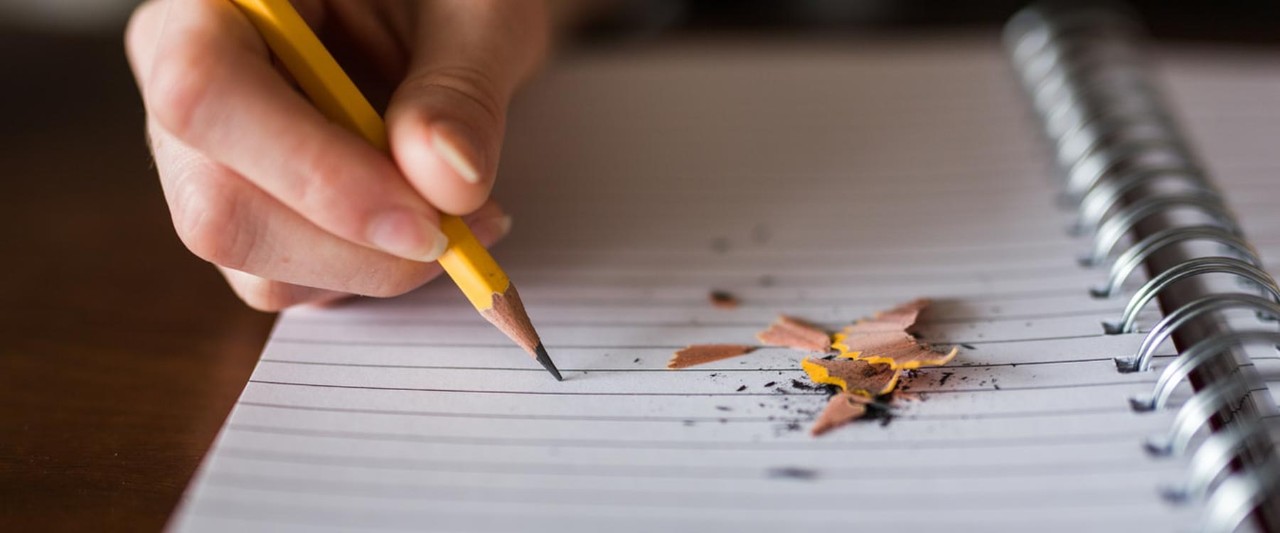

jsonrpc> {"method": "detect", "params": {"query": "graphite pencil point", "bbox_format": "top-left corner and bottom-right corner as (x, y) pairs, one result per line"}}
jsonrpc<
(535, 344), (563, 381)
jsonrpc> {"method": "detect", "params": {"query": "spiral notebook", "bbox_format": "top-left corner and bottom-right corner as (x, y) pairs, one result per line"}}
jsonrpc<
(168, 5), (1280, 533)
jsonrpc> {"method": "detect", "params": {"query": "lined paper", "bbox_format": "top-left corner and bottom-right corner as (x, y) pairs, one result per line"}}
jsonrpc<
(168, 38), (1218, 532)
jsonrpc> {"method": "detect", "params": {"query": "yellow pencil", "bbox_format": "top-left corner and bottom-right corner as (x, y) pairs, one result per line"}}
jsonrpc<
(228, 0), (561, 380)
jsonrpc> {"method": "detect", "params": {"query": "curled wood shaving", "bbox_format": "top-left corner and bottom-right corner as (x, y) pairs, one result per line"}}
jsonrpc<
(810, 393), (871, 436)
(667, 344), (756, 369)
(832, 298), (957, 369)
(756, 315), (831, 352)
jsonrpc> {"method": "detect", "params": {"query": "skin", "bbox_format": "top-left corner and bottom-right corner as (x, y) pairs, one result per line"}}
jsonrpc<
(124, 0), (552, 311)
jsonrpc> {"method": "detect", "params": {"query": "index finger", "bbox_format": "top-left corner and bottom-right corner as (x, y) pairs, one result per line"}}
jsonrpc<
(139, 0), (449, 262)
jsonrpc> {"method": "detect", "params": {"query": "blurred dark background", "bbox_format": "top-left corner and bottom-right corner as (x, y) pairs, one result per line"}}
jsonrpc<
(586, 0), (1280, 41)
(0, 1), (1276, 531)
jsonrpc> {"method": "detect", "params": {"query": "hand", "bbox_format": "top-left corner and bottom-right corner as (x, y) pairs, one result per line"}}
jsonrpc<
(124, 0), (549, 310)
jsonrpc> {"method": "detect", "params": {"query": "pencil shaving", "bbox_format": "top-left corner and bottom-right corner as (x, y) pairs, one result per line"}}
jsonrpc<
(667, 344), (757, 369)
(872, 298), (931, 329)
(832, 298), (957, 369)
(810, 393), (869, 436)
(756, 315), (831, 352)
(862, 345), (958, 369)
(800, 357), (900, 396)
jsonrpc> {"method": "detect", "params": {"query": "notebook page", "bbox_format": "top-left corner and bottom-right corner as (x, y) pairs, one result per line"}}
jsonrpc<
(170, 38), (1200, 532)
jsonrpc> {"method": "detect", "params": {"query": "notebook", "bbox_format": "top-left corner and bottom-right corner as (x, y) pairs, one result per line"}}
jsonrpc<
(168, 5), (1280, 532)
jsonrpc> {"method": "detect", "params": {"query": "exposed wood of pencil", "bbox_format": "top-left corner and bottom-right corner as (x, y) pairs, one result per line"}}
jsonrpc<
(480, 285), (562, 380)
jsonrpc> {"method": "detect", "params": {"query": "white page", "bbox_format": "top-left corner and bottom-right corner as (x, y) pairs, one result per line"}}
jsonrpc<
(169, 38), (1209, 533)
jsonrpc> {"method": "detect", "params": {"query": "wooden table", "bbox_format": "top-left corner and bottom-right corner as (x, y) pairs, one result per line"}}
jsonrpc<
(0, 32), (275, 532)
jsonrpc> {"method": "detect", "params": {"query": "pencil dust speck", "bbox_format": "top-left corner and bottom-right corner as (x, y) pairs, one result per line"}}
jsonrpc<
(789, 379), (820, 392)
(751, 224), (772, 245)
(756, 315), (831, 352)
(832, 298), (958, 369)
(709, 290), (740, 309)
(667, 344), (757, 369)
(766, 466), (818, 480)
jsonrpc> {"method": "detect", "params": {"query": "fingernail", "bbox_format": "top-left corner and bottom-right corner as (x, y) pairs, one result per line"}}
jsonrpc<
(367, 210), (449, 262)
(472, 215), (513, 243)
(493, 215), (513, 237)
(430, 121), (482, 184)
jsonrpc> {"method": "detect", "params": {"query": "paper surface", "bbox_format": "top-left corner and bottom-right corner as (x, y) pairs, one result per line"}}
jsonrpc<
(161, 37), (1280, 532)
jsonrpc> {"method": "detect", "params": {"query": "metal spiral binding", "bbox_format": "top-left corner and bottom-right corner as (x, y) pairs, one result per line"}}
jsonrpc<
(1091, 225), (1258, 299)
(1202, 457), (1280, 533)
(1083, 192), (1237, 268)
(1005, 3), (1280, 531)
(1105, 257), (1280, 335)
(1128, 331), (1279, 412)
(1121, 293), (1280, 373)
(1073, 166), (1214, 235)
(1145, 376), (1251, 456)
(1174, 416), (1280, 502)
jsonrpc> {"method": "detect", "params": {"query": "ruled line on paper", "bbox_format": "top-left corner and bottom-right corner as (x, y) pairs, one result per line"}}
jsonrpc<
(256, 354), (1153, 371)
(358, 287), (1104, 308)
(234, 400), (1132, 423)
(208, 445), (1160, 479)
(263, 332), (1115, 348)
(241, 378), (1159, 398)
(281, 305), (1134, 327)
(222, 423), (1161, 450)
(193, 471), (1173, 509)
(183, 498), (1192, 533)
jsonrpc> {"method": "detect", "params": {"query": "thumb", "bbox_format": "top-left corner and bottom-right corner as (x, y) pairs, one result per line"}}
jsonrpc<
(386, 0), (549, 216)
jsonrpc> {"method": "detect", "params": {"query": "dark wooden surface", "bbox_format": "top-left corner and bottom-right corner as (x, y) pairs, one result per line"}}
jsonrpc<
(0, 32), (275, 532)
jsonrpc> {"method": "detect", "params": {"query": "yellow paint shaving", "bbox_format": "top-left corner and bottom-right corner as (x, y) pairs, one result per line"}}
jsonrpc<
(800, 357), (901, 397)
(831, 298), (958, 369)
(834, 341), (959, 369)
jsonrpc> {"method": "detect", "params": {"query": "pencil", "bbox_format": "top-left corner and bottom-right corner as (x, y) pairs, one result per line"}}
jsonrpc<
(228, 0), (562, 381)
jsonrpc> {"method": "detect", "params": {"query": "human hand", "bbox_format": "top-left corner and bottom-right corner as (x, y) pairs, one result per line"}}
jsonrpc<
(125, 0), (549, 310)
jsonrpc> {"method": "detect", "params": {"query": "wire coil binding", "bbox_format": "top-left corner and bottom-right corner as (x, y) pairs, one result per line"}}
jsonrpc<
(1005, 3), (1280, 531)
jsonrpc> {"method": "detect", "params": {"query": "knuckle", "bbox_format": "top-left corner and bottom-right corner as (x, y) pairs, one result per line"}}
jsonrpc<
(400, 65), (506, 124)
(170, 174), (256, 270)
(147, 41), (214, 141)
(290, 144), (353, 217)
(361, 264), (431, 298)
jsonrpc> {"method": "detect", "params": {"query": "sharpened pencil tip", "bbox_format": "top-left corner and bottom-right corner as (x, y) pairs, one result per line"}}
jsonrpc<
(534, 344), (563, 381)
